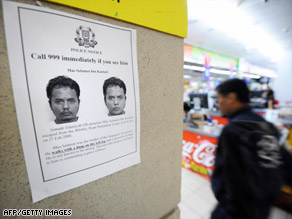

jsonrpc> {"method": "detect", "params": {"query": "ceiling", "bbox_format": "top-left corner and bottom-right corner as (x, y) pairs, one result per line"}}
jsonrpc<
(184, 0), (292, 71)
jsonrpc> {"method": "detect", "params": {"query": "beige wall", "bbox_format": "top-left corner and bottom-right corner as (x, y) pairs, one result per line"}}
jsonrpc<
(0, 1), (184, 218)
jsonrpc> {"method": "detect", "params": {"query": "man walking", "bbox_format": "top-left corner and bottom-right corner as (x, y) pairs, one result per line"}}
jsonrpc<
(211, 79), (283, 219)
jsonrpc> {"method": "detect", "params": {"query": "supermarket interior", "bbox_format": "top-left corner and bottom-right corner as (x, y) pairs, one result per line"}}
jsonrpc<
(0, 0), (292, 219)
(181, 0), (292, 218)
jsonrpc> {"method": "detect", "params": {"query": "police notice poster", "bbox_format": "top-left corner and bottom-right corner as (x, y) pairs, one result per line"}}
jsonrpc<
(3, 0), (140, 202)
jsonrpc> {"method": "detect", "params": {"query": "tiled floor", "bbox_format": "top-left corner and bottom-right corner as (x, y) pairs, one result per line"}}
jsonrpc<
(179, 167), (292, 219)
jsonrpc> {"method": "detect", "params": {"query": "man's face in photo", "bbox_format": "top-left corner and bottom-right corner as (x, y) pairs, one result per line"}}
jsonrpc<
(105, 85), (126, 116)
(50, 86), (80, 124)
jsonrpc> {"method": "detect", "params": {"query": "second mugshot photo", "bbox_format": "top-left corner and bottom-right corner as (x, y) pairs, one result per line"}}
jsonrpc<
(103, 77), (127, 117)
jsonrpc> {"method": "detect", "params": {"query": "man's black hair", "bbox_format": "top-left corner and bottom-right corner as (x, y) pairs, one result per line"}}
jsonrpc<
(46, 76), (80, 104)
(103, 77), (126, 97)
(216, 78), (249, 103)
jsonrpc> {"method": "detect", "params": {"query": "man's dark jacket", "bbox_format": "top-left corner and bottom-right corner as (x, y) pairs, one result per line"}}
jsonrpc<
(211, 106), (283, 219)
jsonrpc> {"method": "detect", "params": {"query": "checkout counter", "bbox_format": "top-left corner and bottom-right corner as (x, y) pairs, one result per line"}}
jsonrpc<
(182, 106), (292, 212)
(182, 108), (227, 180)
(182, 92), (228, 180)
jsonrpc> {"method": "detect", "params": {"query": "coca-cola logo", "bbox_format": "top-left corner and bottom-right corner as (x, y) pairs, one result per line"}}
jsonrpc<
(193, 141), (216, 167)
(182, 140), (217, 168)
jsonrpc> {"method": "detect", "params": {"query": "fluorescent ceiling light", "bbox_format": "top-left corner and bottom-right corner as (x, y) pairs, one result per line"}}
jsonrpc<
(184, 58), (204, 65)
(245, 45), (253, 50)
(244, 73), (261, 79)
(270, 58), (279, 63)
(184, 64), (234, 76)
(210, 69), (231, 75)
(248, 69), (277, 78)
(184, 65), (205, 72)
(187, 0), (284, 61)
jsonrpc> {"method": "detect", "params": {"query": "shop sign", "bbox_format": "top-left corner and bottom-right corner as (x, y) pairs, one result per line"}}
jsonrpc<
(184, 44), (239, 70)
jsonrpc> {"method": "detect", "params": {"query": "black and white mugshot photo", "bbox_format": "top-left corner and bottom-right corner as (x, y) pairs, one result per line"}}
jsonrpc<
(46, 76), (80, 124)
(103, 77), (127, 116)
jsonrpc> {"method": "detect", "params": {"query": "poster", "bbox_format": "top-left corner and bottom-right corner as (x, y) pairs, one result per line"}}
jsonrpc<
(182, 131), (217, 180)
(2, 0), (140, 202)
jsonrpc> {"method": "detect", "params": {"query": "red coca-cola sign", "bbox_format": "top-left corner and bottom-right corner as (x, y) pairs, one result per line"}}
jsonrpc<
(182, 130), (218, 180)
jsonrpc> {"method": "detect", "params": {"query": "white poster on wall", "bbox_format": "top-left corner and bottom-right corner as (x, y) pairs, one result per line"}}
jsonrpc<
(2, 0), (140, 203)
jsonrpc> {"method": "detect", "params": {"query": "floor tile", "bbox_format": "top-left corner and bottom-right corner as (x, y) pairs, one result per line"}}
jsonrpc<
(182, 173), (208, 191)
(182, 168), (208, 183)
(182, 179), (203, 192)
(195, 183), (217, 205)
(179, 202), (202, 219)
(182, 168), (195, 178)
(181, 184), (196, 202)
(180, 168), (292, 219)
(183, 192), (216, 217)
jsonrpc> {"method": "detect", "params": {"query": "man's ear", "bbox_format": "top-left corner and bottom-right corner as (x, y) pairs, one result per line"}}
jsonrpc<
(228, 92), (237, 103)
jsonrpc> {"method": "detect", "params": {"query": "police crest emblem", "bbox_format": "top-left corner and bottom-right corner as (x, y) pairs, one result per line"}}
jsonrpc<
(75, 26), (97, 48)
